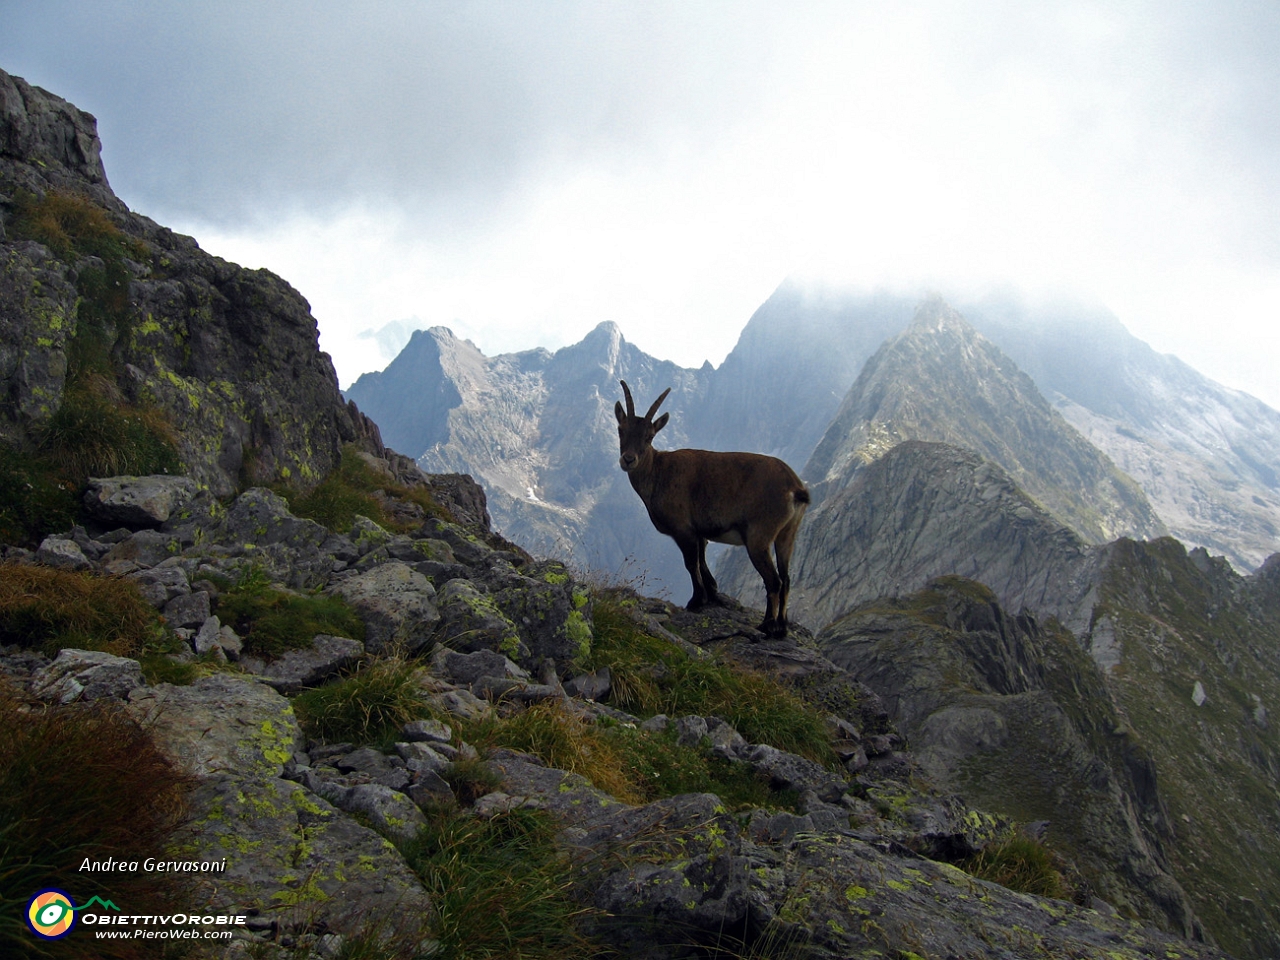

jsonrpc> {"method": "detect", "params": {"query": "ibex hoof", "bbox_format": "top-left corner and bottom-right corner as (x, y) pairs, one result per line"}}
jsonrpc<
(758, 618), (787, 639)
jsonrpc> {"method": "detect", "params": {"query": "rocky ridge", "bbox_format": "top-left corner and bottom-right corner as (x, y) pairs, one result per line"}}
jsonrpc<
(1, 464), (1232, 959)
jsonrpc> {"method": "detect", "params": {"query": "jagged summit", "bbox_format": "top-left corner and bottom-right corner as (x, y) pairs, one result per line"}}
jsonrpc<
(804, 298), (1166, 545)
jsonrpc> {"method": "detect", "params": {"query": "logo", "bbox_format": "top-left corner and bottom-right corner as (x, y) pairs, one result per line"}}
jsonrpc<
(26, 889), (77, 940)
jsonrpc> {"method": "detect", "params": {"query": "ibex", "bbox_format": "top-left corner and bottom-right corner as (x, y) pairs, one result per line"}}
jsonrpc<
(615, 380), (810, 638)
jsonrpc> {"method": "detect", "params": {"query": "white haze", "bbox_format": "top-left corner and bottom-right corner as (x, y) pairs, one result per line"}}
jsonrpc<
(1, 1), (1278, 407)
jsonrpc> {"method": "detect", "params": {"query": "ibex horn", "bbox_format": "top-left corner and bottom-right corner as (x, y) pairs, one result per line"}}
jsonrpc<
(645, 388), (671, 421)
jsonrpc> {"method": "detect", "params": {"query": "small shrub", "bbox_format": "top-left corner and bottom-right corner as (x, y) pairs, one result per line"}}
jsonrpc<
(8, 189), (142, 264)
(291, 659), (423, 745)
(0, 690), (193, 959)
(214, 567), (365, 660)
(0, 564), (162, 657)
(960, 832), (1071, 900)
(398, 805), (598, 959)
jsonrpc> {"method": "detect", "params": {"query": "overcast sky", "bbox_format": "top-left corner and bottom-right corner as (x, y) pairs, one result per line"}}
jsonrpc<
(2, 1), (1278, 408)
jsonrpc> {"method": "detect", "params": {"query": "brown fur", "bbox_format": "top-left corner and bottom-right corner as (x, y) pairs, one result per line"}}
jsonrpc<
(615, 380), (809, 638)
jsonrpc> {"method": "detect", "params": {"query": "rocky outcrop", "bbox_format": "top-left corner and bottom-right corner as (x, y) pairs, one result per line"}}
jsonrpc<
(0, 67), (381, 494)
(818, 577), (1201, 938)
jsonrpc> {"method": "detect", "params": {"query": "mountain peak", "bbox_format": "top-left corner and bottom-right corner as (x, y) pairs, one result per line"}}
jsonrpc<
(803, 302), (1166, 544)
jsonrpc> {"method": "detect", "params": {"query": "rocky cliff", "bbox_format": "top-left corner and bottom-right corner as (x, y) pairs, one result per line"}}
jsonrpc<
(0, 67), (380, 500)
(818, 576), (1201, 939)
(734, 440), (1103, 633)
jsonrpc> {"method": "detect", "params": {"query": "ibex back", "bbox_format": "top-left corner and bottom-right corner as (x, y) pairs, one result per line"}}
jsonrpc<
(615, 380), (809, 638)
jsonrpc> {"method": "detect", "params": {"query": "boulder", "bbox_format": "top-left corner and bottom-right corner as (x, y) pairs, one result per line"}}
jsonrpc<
(328, 562), (440, 655)
(176, 773), (433, 940)
(83, 475), (198, 527)
(30, 648), (144, 703)
(35, 536), (91, 571)
(239, 634), (363, 693)
(162, 589), (211, 629)
(434, 578), (526, 659)
(127, 674), (303, 779)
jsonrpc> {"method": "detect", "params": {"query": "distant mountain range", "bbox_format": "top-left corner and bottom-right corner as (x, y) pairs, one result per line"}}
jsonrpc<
(345, 282), (1280, 593)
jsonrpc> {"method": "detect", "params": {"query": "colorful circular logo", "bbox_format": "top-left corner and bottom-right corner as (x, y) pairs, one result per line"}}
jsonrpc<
(27, 889), (77, 939)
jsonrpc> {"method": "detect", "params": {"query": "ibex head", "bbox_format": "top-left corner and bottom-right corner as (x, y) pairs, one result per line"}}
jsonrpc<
(615, 380), (671, 473)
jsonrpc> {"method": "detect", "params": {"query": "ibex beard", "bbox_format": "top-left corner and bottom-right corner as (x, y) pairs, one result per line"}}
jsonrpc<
(615, 380), (810, 639)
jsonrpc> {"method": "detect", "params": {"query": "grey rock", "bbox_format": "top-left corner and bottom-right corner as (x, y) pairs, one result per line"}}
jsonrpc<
(394, 742), (449, 776)
(216, 623), (243, 660)
(742, 743), (846, 801)
(426, 687), (492, 721)
(401, 718), (452, 743)
(239, 634), (363, 694)
(328, 561), (439, 655)
(174, 773), (432, 940)
(674, 715), (709, 747)
(484, 560), (594, 666)
(162, 589), (211, 629)
(35, 536), (91, 571)
(639, 714), (670, 734)
(434, 578), (526, 659)
(191, 615), (223, 655)
(407, 770), (455, 807)
(706, 717), (748, 759)
(127, 674), (303, 779)
(335, 746), (397, 777)
(103, 529), (183, 568)
(83, 475), (198, 527)
(564, 666), (611, 701)
(127, 564), (191, 607)
(313, 782), (427, 844)
(433, 647), (527, 685)
(31, 648), (144, 703)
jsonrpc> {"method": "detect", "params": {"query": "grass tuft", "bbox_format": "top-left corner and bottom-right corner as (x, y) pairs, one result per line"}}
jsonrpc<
(39, 377), (182, 480)
(0, 564), (162, 658)
(0, 689), (193, 959)
(291, 658), (424, 746)
(398, 805), (600, 959)
(960, 831), (1071, 900)
(213, 567), (365, 660)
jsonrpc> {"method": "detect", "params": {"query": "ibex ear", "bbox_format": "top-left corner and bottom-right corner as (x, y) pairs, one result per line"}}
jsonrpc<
(615, 401), (626, 423)
(652, 413), (669, 433)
